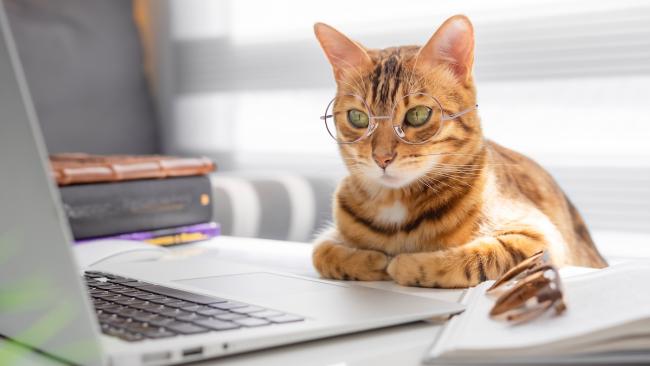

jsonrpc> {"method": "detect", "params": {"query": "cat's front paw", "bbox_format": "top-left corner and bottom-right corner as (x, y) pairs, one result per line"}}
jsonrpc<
(313, 241), (391, 281)
(387, 253), (480, 288)
(387, 254), (434, 287)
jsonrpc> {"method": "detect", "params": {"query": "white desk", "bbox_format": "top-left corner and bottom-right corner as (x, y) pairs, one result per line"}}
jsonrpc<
(2, 231), (649, 366)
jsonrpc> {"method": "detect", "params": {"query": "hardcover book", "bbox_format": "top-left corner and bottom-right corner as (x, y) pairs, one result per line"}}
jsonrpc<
(50, 153), (216, 185)
(60, 175), (214, 239)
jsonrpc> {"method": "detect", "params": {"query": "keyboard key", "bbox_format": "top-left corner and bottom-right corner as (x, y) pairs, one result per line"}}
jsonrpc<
(268, 314), (305, 324)
(114, 298), (146, 306)
(124, 321), (154, 334)
(231, 306), (265, 314)
(251, 310), (285, 319)
(233, 317), (271, 327)
(133, 294), (166, 301)
(92, 291), (113, 299)
(156, 308), (190, 318)
(175, 313), (210, 322)
(132, 311), (158, 322)
(165, 301), (196, 309)
(215, 313), (247, 321)
(144, 328), (176, 339)
(165, 322), (209, 335)
(105, 315), (130, 327)
(149, 297), (180, 305)
(132, 302), (164, 312)
(102, 295), (127, 302)
(121, 281), (151, 288)
(113, 308), (141, 318)
(111, 287), (138, 294)
(126, 290), (150, 297)
(197, 307), (227, 316)
(139, 285), (227, 305)
(147, 315), (177, 327)
(210, 301), (248, 310)
(101, 305), (126, 313)
(194, 319), (240, 331)
(180, 304), (202, 312)
(97, 312), (114, 321)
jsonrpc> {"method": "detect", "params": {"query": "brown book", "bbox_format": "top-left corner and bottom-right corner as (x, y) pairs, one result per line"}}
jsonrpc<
(50, 153), (216, 186)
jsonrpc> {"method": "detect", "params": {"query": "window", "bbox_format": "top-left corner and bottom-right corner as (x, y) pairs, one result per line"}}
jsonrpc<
(156, 0), (650, 171)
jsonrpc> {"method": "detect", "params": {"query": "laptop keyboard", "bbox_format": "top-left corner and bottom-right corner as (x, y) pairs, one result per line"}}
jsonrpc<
(84, 271), (304, 342)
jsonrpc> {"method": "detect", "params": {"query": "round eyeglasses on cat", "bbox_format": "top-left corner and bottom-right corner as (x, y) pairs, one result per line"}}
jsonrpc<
(320, 93), (478, 144)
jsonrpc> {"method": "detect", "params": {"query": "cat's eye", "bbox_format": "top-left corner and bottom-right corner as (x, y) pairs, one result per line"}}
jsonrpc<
(322, 92), (477, 144)
(405, 106), (432, 127)
(347, 109), (369, 128)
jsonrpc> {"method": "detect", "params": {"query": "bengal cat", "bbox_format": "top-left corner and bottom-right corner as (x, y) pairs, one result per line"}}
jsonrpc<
(312, 15), (607, 288)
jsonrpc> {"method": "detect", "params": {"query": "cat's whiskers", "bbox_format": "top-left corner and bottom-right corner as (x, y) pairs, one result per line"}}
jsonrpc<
(416, 177), (438, 193)
(419, 174), (455, 192)
(425, 170), (474, 188)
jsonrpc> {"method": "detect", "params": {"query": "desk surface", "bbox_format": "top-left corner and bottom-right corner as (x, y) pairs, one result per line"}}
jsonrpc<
(2, 230), (649, 366)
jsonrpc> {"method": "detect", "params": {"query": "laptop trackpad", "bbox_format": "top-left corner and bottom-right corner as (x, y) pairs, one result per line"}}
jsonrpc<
(175, 272), (342, 302)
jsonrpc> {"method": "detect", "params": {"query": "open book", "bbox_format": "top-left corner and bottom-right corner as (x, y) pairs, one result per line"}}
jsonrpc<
(424, 262), (650, 365)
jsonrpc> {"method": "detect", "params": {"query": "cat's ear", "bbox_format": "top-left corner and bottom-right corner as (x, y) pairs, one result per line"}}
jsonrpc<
(314, 23), (373, 79)
(416, 15), (475, 83)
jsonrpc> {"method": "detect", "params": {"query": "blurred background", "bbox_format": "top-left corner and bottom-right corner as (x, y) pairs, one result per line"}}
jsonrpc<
(6, 0), (650, 242)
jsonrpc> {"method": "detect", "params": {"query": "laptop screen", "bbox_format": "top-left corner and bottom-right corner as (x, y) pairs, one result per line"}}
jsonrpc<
(0, 2), (104, 365)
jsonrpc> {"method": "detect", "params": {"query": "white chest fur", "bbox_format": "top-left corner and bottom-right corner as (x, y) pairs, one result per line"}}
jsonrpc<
(376, 201), (407, 225)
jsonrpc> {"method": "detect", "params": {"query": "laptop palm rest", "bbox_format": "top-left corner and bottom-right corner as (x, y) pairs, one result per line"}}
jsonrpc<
(175, 272), (343, 300)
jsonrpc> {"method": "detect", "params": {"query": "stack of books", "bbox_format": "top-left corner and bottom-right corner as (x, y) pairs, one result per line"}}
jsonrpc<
(50, 153), (220, 246)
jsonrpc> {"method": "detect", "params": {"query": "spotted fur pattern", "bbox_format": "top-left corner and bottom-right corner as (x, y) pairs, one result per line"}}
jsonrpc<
(312, 16), (607, 288)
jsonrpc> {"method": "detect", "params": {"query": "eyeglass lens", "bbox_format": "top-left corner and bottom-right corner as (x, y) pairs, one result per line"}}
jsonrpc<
(323, 94), (445, 144)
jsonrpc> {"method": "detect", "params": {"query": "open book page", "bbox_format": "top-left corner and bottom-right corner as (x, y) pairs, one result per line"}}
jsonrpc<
(427, 262), (650, 361)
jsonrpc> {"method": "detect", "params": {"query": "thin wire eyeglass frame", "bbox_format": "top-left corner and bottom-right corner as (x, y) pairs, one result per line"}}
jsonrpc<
(319, 92), (478, 145)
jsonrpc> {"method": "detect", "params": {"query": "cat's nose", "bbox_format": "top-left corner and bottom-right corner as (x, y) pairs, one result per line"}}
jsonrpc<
(373, 152), (396, 169)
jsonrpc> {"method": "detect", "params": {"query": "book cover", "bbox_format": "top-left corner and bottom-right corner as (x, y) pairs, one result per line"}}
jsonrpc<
(76, 222), (221, 246)
(60, 175), (213, 239)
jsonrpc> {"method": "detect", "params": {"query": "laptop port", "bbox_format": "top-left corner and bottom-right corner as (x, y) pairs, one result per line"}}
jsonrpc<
(182, 346), (204, 358)
(142, 351), (171, 364)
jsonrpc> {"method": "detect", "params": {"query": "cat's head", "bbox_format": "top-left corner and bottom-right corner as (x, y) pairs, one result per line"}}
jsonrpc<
(315, 15), (482, 190)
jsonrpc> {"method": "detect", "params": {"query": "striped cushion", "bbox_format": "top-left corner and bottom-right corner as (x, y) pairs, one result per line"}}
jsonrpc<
(209, 173), (338, 242)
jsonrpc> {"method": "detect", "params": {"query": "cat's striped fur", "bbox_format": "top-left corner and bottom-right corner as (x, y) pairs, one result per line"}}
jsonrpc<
(312, 15), (606, 288)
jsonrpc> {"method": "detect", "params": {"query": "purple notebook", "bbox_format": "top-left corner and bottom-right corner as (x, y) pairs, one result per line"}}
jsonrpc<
(75, 222), (220, 246)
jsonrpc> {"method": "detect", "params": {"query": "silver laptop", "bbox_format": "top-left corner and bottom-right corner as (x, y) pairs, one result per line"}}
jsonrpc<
(0, 4), (464, 365)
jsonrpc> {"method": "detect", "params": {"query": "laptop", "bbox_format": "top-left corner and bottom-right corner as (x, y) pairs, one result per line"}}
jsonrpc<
(0, 4), (464, 365)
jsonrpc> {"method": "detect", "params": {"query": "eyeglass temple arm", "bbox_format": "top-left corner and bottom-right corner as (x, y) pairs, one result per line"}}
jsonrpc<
(443, 104), (478, 121)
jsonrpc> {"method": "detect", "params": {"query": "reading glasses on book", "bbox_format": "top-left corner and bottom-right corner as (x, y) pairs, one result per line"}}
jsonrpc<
(486, 251), (566, 324)
(320, 93), (478, 145)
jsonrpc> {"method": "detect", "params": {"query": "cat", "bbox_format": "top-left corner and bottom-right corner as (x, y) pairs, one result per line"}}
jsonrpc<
(311, 15), (607, 288)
